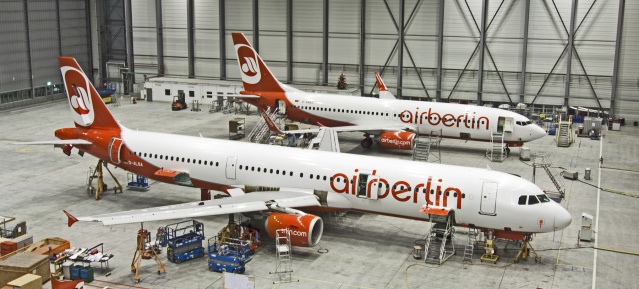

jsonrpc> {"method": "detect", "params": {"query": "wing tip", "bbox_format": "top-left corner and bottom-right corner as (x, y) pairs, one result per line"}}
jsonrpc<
(63, 210), (79, 227)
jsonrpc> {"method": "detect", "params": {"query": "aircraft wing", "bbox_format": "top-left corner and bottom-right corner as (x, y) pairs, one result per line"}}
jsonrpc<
(64, 190), (320, 226)
(11, 139), (92, 145)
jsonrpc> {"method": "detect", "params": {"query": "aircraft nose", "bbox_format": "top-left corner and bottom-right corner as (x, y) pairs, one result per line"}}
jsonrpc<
(554, 207), (572, 230)
(531, 124), (546, 140)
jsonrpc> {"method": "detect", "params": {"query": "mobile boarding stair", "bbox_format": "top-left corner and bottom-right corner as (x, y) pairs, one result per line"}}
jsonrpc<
(556, 115), (574, 147)
(419, 205), (455, 265)
(248, 107), (284, 144)
(532, 153), (565, 202)
(486, 132), (506, 162)
(412, 129), (442, 163)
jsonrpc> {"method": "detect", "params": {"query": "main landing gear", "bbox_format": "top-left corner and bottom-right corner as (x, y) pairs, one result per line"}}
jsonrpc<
(361, 134), (373, 149)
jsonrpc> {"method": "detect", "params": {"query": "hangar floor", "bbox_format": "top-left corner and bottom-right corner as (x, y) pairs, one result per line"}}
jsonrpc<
(1, 97), (637, 289)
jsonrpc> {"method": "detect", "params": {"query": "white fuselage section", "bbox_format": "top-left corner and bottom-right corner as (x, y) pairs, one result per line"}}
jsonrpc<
(121, 127), (568, 234)
(283, 91), (546, 144)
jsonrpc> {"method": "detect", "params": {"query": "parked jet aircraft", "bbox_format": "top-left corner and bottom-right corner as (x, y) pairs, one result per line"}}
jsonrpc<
(20, 57), (570, 250)
(232, 32), (546, 150)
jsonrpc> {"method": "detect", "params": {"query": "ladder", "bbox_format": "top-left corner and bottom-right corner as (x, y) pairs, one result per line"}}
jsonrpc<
(462, 228), (478, 263)
(532, 153), (565, 200)
(412, 130), (442, 163)
(271, 229), (294, 282)
(486, 132), (506, 162)
(248, 107), (281, 143)
(423, 214), (455, 265)
(556, 115), (573, 147)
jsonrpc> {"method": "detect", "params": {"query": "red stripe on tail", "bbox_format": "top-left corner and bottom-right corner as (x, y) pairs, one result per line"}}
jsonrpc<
(375, 72), (388, 92)
(232, 33), (285, 93)
(59, 57), (119, 130)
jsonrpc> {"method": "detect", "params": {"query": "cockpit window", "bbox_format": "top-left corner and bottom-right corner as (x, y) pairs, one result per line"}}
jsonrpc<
(518, 195), (527, 205)
(537, 194), (550, 203)
(528, 195), (540, 205)
(516, 121), (533, 126)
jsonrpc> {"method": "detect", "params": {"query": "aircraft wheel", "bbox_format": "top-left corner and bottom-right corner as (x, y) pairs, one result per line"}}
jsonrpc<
(361, 138), (373, 148)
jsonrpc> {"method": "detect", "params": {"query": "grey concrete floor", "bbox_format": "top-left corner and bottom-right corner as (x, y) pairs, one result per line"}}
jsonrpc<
(1, 97), (637, 289)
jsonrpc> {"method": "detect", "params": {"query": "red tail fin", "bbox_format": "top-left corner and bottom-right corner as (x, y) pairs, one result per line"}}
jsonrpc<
(232, 32), (289, 93)
(59, 57), (119, 130)
(375, 72), (388, 92)
(259, 109), (284, 133)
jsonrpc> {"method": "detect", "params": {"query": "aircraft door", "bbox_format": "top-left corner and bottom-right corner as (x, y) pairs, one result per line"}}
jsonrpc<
(503, 117), (514, 133)
(480, 181), (498, 215)
(356, 170), (380, 200)
(275, 99), (286, 114)
(225, 156), (237, 180)
(108, 138), (123, 164)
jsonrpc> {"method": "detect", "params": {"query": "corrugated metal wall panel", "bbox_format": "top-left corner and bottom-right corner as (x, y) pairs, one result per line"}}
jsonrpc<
(194, 1), (218, 30)
(259, 0), (286, 32)
(367, 0), (397, 36)
(162, 0), (187, 29)
(29, 0), (59, 87)
(442, 1), (479, 70)
(328, 0), (358, 34)
(194, 1), (219, 61)
(258, 34), (286, 62)
(293, 0), (322, 33)
(60, 0), (89, 72)
(0, 1), (30, 92)
(226, 0), (252, 31)
(195, 59), (220, 78)
(616, 0), (639, 119)
(132, 0), (156, 58)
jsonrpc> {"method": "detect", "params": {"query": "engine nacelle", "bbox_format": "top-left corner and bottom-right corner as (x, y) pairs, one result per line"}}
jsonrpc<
(264, 212), (323, 247)
(377, 131), (416, 150)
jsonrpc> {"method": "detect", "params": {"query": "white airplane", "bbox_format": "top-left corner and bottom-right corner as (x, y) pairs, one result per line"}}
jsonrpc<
(21, 57), (570, 250)
(232, 32), (546, 150)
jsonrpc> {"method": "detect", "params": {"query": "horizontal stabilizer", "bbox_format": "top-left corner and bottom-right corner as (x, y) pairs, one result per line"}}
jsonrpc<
(11, 139), (91, 145)
(65, 190), (320, 226)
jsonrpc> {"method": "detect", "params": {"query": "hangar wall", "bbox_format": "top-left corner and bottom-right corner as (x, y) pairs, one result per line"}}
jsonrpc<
(0, 0), (90, 108)
(126, 0), (638, 120)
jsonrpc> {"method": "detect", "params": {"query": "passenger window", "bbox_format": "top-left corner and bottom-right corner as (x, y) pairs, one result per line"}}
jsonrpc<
(537, 194), (550, 203)
(528, 195), (540, 205)
(518, 195), (527, 205)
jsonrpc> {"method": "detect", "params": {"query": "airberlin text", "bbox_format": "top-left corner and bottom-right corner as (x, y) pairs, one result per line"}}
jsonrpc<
(399, 107), (490, 130)
(330, 169), (463, 209)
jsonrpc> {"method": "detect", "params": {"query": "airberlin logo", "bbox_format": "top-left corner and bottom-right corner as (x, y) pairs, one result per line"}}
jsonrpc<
(399, 107), (490, 130)
(380, 137), (411, 147)
(329, 169), (463, 209)
(61, 65), (94, 127)
(286, 228), (307, 237)
(235, 44), (261, 84)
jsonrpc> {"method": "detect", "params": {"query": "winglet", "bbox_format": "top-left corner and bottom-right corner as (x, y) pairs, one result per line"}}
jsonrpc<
(374, 72), (388, 92)
(259, 109), (284, 134)
(63, 210), (79, 227)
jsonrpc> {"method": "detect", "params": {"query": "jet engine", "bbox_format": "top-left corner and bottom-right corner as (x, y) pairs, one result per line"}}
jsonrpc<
(377, 131), (416, 150)
(264, 212), (323, 247)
